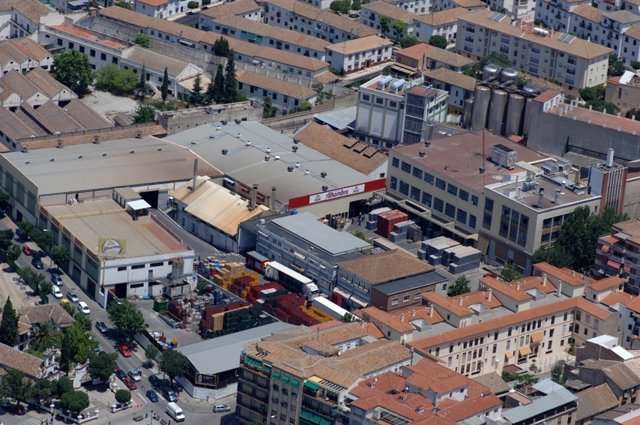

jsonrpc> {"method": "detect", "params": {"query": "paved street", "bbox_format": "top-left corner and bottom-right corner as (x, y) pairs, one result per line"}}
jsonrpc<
(0, 215), (238, 425)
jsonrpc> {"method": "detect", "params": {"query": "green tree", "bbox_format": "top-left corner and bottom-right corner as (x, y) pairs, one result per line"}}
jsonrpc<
(133, 103), (156, 123)
(203, 0), (211, 4)
(0, 229), (13, 251)
(0, 297), (18, 347)
(54, 377), (74, 398)
(1, 369), (32, 404)
(5, 244), (20, 264)
(330, 0), (350, 13)
(31, 379), (53, 402)
(51, 246), (70, 268)
(632, 61), (640, 70)
(551, 360), (566, 384)
(292, 100), (312, 113)
(392, 20), (406, 42)
(60, 391), (90, 413)
(400, 35), (419, 48)
(500, 264), (521, 282)
(190, 74), (204, 106)
(380, 16), (390, 34)
(351, 0), (361, 9)
(75, 312), (92, 332)
(448, 275), (471, 296)
(608, 55), (625, 77)
(95, 65), (138, 95)
(626, 108), (640, 119)
(31, 322), (61, 352)
(0, 190), (12, 213)
(462, 52), (512, 78)
(115, 389), (131, 404)
(161, 67), (169, 101)
(213, 37), (231, 57)
(223, 52), (238, 103)
(159, 349), (189, 384)
(115, 0), (132, 8)
(137, 65), (147, 98)
(134, 34), (150, 48)
(187, 0), (198, 8)
(107, 300), (145, 340)
(145, 345), (159, 366)
(262, 96), (276, 118)
(52, 50), (93, 96)
(60, 321), (96, 365)
(428, 35), (448, 49)
(88, 352), (118, 383)
(209, 64), (225, 104)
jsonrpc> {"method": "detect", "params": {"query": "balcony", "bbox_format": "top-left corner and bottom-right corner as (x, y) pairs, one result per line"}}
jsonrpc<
(237, 397), (268, 416)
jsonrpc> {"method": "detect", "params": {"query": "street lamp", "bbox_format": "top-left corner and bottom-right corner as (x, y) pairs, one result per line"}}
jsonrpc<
(50, 401), (55, 424)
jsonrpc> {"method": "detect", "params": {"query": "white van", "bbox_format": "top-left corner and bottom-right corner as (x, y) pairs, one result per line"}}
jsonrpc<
(166, 402), (185, 422)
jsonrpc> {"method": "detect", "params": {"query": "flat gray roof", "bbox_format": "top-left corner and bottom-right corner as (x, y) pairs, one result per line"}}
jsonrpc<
(502, 382), (576, 423)
(163, 121), (374, 204)
(1, 137), (222, 196)
(313, 106), (357, 131)
(272, 212), (370, 255)
(177, 321), (295, 375)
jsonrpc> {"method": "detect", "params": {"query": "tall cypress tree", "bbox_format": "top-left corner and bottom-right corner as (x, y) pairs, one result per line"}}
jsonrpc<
(137, 65), (146, 99)
(0, 297), (18, 347)
(223, 52), (237, 103)
(161, 67), (169, 101)
(190, 74), (204, 107)
(210, 64), (225, 104)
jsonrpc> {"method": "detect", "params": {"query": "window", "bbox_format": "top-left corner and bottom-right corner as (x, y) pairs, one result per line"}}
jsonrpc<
(421, 192), (432, 207)
(457, 209), (467, 224)
(445, 203), (455, 218)
(471, 195), (479, 206)
(483, 198), (494, 229)
(410, 186), (420, 201)
(390, 176), (397, 190)
(403, 294), (410, 302)
(392, 157), (399, 168)
(401, 161), (411, 173)
(100, 52), (106, 61)
(447, 184), (458, 196)
(435, 178), (446, 190)
(424, 173), (434, 184)
(459, 190), (469, 201)
(117, 266), (127, 271)
(399, 181), (409, 196)
(412, 167), (423, 179)
(434, 198), (444, 212)
(469, 215), (477, 229)
(131, 264), (145, 270)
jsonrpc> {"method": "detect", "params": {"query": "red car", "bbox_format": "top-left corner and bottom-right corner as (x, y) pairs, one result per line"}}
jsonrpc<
(21, 245), (32, 256)
(119, 345), (132, 357)
(121, 376), (137, 390)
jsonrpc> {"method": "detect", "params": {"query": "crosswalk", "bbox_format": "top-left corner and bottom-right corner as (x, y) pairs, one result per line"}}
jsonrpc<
(17, 417), (45, 425)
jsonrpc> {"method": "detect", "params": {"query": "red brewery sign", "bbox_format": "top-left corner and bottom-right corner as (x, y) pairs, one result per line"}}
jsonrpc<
(288, 179), (386, 209)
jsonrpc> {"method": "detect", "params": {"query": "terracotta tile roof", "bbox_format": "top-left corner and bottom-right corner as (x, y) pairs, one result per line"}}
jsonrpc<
(18, 304), (75, 336)
(0, 342), (43, 378)
(236, 69), (316, 99)
(361, 1), (416, 23)
(458, 9), (612, 59)
(624, 24), (640, 40)
(52, 24), (128, 50)
(411, 297), (611, 350)
(572, 3), (603, 22)
(136, 0), (168, 6)
(424, 290), (501, 317)
(338, 249), (433, 285)
(600, 291), (634, 307)
(313, 70), (339, 84)
(359, 305), (444, 333)
(424, 67), (477, 91)
(533, 88), (563, 103)
(294, 123), (387, 175)
(480, 275), (556, 302)
(262, 0), (378, 37)
(226, 38), (329, 72)
(589, 276), (625, 292)
(325, 35), (392, 55)
(396, 43), (473, 68)
(200, 0), (260, 19)
(12, 0), (52, 23)
(405, 360), (469, 393)
(626, 296), (640, 315)
(214, 15), (330, 51)
(534, 262), (587, 287)
(414, 7), (469, 26)
(452, 0), (486, 7)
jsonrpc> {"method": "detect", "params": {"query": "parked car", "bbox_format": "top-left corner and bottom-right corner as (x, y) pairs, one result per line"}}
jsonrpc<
(213, 404), (231, 413)
(9, 403), (26, 415)
(15, 228), (29, 242)
(95, 321), (109, 334)
(114, 368), (127, 381)
(66, 292), (79, 303)
(31, 256), (43, 269)
(119, 344), (132, 357)
(146, 389), (159, 403)
(21, 245), (32, 256)
(128, 370), (142, 382)
(122, 376), (137, 390)
(149, 374), (162, 387)
(161, 386), (177, 402)
(50, 274), (63, 286)
(52, 287), (63, 299)
(77, 301), (90, 315)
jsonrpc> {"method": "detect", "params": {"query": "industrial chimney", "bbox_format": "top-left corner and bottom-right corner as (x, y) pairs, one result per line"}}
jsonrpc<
(191, 158), (198, 191)
(607, 148), (615, 168)
(270, 186), (277, 210)
(250, 184), (258, 210)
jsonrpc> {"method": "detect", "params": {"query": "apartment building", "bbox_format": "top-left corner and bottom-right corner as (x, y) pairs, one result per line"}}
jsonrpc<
(606, 71), (640, 111)
(395, 43), (474, 72)
(621, 296), (640, 348)
(413, 8), (468, 45)
(134, 0), (196, 19)
(236, 69), (317, 111)
(595, 219), (640, 293)
(261, 0), (378, 42)
(485, 0), (538, 21)
(5, 0), (61, 38)
(359, 2), (416, 37)
(424, 67), (477, 112)
(456, 10), (611, 91)
(355, 75), (448, 148)
(325, 35), (393, 75)
(198, 0), (261, 26)
(534, 0), (590, 32)
(206, 14), (329, 61)
(235, 322), (411, 424)
(410, 296), (616, 377)
(349, 359), (502, 424)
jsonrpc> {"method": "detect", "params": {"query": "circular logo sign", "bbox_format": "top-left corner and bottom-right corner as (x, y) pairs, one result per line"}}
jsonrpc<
(102, 239), (122, 255)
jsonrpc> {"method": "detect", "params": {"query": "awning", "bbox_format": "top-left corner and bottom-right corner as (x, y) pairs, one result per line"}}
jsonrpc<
(602, 245), (610, 253)
(126, 199), (151, 211)
(272, 371), (281, 379)
(518, 346), (532, 357)
(304, 381), (320, 391)
(505, 351), (513, 359)
(531, 331), (543, 344)
(607, 259), (622, 269)
(291, 379), (300, 387)
(282, 376), (290, 383)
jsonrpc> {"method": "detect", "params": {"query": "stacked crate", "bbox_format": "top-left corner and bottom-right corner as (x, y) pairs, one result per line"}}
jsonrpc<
(377, 210), (409, 238)
(443, 245), (482, 274)
(418, 236), (459, 263)
(366, 207), (391, 231)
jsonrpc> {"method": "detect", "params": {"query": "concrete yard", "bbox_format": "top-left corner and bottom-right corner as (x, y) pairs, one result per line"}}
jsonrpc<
(80, 90), (138, 123)
(137, 299), (205, 348)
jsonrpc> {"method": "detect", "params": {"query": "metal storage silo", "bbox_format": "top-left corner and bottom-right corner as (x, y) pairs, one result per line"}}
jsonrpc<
(463, 98), (474, 129)
(522, 97), (534, 135)
(471, 85), (491, 130)
(499, 68), (518, 85)
(505, 93), (525, 136)
(488, 89), (508, 135)
(482, 63), (500, 81)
